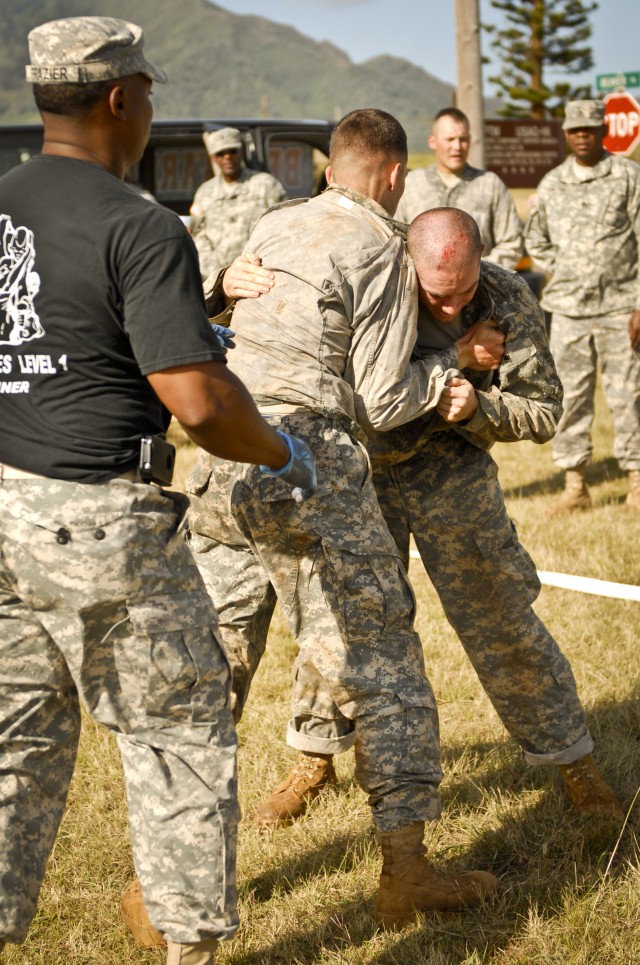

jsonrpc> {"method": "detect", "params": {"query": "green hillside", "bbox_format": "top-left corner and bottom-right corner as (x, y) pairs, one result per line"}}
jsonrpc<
(1, 0), (454, 150)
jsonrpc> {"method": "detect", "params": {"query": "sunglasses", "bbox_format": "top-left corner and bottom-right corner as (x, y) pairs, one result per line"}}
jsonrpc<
(214, 148), (240, 157)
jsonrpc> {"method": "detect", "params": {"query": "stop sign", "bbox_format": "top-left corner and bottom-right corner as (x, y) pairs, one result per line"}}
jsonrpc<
(603, 90), (640, 155)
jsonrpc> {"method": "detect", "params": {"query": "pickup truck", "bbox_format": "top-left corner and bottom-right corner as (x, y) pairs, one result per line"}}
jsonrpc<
(0, 117), (334, 218)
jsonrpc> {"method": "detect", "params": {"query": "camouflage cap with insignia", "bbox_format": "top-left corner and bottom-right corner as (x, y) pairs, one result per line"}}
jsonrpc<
(25, 16), (168, 85)
(203, 127), (243, 156)
(563, 100), (605, 130)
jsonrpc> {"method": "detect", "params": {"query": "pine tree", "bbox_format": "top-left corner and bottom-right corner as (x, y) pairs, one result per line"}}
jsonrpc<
(484, 0), (598, 120)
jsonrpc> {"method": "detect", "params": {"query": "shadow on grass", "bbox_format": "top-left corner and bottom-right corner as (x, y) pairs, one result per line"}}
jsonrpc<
(501, 456), (624, 501)
(232, 691), (640, 963)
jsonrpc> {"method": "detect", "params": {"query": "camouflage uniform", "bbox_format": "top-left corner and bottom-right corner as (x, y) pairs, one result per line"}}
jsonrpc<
(1, 15), (242, 948)
(525, 152), (640, 470)
(187, 185), (463, 832)
(291, 265), (591, 761)
(0, 476), (239, 944)
(211, 262), (592, 766)
(190, 169), (286, 280)
(396, 164), (524, 269)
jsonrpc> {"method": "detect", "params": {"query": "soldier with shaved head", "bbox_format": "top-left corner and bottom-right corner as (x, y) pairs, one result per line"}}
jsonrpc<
(255, 208), (624, 870)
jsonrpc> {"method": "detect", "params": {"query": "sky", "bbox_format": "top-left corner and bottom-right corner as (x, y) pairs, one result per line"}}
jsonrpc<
(212, 0), (640, 97)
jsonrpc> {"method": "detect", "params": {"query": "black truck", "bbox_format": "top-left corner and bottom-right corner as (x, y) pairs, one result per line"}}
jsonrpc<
(0, 116), (335, 219)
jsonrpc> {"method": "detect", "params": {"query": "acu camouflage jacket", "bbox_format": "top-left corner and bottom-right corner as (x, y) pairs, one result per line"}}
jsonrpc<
(367, 260), (563, 463)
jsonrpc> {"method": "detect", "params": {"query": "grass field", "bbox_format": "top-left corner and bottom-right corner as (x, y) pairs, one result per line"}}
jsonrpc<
(5, 390), (640, 965)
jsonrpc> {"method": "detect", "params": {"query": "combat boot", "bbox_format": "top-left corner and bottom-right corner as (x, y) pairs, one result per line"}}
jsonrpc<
(166, 939), (218, 964)
(253, 752), (336, 827)
(547, 467), (592, 515)
(375, 821), (498, 929)
(626, 470), (640, 509)
(120, 879), (165, 947)
(558, 754), (625, 821)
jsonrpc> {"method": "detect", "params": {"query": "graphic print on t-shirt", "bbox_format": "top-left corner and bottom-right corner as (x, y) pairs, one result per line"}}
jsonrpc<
(0, 214), (44, 346)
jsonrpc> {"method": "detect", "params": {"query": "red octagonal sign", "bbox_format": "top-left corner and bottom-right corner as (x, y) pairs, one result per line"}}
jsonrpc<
(603, 91), (640, 155)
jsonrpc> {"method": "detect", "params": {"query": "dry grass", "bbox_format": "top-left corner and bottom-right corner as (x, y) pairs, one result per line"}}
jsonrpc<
(6, 387), (640, 964)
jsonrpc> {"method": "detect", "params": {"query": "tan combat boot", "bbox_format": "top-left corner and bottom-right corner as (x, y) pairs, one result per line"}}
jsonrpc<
(120, 879), (165, 947)
(547, 467), (592, 515)
(253, 752), (336, 828)
(166, 939), (218, 964)
(375, 821), (498, 929)
(626, 470), (640, 509)
(558, 754), (625, 821)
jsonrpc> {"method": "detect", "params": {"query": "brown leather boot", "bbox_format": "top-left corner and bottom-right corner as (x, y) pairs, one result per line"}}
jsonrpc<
(120, 879), (165, 947)
(547, 467), (592, 515)
(626, 470), (640, 509)
(166, 939), (218, 964)
(375, 822), (498, 929)
(558, 754), (625, 821)
(253, 752), (336, 828)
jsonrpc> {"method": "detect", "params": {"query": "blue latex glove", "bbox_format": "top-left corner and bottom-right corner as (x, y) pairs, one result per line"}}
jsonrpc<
(211, 323), (236, 350)
(260, 431), (317, 503)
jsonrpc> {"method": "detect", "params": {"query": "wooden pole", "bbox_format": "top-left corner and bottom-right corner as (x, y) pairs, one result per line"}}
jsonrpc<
(454, 0), (485, 167)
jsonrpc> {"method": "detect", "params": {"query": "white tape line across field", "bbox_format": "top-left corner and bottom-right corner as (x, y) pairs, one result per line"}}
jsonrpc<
(408, 550), (640, 602)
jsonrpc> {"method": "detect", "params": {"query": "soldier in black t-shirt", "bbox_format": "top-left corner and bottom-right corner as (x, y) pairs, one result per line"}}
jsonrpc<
(0, 17), (315, 965)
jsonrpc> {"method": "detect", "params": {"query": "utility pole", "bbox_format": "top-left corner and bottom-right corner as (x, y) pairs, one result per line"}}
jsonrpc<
(454, 0), (485, 167)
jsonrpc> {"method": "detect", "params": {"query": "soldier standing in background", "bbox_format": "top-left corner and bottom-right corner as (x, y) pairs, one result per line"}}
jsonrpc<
(525, 99), (640, 512)
(190, 126), (286, 280)
(0, 17), (315, 965)
(396, 107), (524, 270)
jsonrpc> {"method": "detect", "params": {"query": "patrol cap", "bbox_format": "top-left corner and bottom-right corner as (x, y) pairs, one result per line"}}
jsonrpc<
(563, 100), (605, 130)
(25, 16), (168, 85)
(203, 127), (243, 156)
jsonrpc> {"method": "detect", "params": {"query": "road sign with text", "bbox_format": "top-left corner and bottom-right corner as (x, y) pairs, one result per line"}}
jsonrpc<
(484, 119), (564, 187)
(603, 91), (640, 155)
(596, 71), (640, 92)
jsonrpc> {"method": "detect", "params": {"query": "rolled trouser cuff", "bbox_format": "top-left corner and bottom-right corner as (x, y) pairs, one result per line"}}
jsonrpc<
(166, 939), (218, 965)
(286, 719), (356, 755)
(522, 730), (594, 767)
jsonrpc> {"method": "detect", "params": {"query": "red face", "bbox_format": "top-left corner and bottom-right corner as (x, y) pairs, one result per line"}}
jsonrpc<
(416, 257), (480, 323)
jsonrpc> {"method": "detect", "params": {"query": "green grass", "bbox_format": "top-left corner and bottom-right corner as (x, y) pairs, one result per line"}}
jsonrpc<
(6, 387), (640, 964)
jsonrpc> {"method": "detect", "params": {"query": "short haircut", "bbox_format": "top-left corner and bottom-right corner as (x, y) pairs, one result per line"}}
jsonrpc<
(33, 79), (114, 116)
(433, 107), (469, 127)
(330, 108), (407, 164)
(407, 207), (483, 267)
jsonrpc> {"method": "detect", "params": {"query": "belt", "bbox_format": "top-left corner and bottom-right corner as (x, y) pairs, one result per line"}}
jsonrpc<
(0, 463), (144, 483)
(0, 463), (48, 480)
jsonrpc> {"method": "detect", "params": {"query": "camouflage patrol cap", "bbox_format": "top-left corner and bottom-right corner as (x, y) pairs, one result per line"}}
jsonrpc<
(203, 127), (243, 156)
(563, 100), (605, 130)
(25, 16), (168, 85)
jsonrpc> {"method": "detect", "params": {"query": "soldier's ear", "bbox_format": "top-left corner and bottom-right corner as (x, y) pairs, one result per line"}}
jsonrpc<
(325, 164), (334, 185)
(388, 161), (403, 193)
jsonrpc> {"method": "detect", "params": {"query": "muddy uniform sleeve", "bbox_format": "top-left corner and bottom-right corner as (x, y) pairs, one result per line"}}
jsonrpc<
(459, 270), (562, 445)
(342, 237), (461, 431)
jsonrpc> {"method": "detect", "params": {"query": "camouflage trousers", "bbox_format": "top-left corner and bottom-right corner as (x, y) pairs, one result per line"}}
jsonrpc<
(285, 433), (592, 765)
(195, 420), (591, 767)
(0, 476), (239, 945)
(550, 311), (640, 471)
(187, 413), (443, 832)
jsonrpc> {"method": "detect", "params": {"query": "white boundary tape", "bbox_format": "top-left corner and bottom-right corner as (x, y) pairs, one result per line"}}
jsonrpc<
(408, 550), (640, 602)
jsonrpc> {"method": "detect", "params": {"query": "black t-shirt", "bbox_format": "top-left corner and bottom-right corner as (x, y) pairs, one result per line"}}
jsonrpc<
(0, 156), (226, 481)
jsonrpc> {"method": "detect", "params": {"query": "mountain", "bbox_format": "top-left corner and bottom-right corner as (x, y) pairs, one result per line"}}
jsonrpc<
(1, 0), (455, 150)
